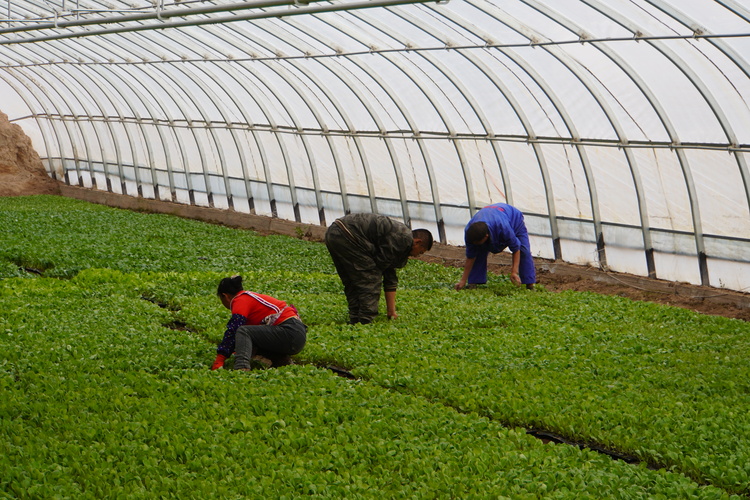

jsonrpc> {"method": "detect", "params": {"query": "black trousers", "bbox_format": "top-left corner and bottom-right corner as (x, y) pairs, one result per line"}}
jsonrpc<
(234, 318), (307, 369)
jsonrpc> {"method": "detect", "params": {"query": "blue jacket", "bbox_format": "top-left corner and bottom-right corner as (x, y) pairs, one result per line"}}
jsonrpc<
(465, 203), (527, 258)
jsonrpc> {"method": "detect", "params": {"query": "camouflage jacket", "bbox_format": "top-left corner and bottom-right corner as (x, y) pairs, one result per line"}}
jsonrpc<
(334, 213), (413, 291)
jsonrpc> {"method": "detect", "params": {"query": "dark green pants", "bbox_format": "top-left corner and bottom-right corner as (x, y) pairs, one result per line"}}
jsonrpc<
(325, 224), (382, 324)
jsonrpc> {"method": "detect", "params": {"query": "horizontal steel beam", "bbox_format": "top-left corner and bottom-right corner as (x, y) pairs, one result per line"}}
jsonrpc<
(0, 0), (437, 44)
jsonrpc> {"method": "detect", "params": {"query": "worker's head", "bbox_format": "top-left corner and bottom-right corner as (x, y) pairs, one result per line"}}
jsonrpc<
(217, 275), (243, 309)
(410, 228), (434, 257)
(466, 221), (490, 245)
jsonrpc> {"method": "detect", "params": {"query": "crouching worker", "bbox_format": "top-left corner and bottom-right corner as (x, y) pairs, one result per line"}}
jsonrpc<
(211, 275), (307, 370)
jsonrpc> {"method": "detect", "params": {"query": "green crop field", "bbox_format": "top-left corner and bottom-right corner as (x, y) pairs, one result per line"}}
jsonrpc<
(2, 196), (749, 499)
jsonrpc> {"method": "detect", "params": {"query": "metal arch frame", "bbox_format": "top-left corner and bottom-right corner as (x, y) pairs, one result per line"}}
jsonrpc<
(212, 60), (302, 219)
(0, 70), (69, 180)
(582, 0), (748, 285)
(164, 29), (277, 215)
(261, 52), (378, 218)
(280, 13), (444, 229)
(2, 0), (749, 289)
(352, 7), (482, 222)
(42, 51), (144, 195)
(509, 0), (725, 280)
(77, 31), (221, 207)
(173, 25), (287, 217)
(198, 18), (361, 222)
(650, 0), (750, 78)
(0, 0), (104, 185)
(9, 0), (537, 236)
(280, 60), (382, 218)
(268, 14), (411, 226)
(646, 0), (750, 237)
(11, 32), (195, 199)
(718, 0), (750, 20)
(223, 13), (437, 225)
(0, 0), (362, 36)
(12, 59), (118, 190)
(0, 0), (332, 36)
(382, 6), (495, 225)
(68, 49), (188, 201)
(0, 2), (648, 254)
(246, 19), (392, 219)
(461, 0), (623, 264)
(162, 27), (321, 218)
(406, 3), (576, 259)
(346, 9), (491, 240)
(464, 0), (718, 277)
(135, 29), (271, 213)
(232, 9), (464, 236)
(389, 5), (509, 209)
(2, 0), (434, 231)
(0, 0), (438, 45)
(47, 37), (198, 202)
(57, 37), (190, 202)
(88, 64), (178, 202)
(310, 11), (470, 233)
(505, 0), (655, 273)
(129, 34), (238, 209)
(391, 8), (561, 255)
(286, 59), (383, 216)
(210, 20), (360, 220)
(2, 35), (119, 188)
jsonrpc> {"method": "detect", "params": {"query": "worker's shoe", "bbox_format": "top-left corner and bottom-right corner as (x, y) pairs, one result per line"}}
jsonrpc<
(250, 355), (273, 369)
(266, 354), (293, 367)
(349, 317), (373, 325)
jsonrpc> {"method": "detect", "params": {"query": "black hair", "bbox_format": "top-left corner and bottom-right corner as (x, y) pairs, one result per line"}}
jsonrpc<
(217, 275), (243, 296)
(412, 228), (434, 251)
(466, 221), (489, 245)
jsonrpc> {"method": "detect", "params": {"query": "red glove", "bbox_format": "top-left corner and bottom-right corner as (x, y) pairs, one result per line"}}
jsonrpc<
(211, 354), (227, 370)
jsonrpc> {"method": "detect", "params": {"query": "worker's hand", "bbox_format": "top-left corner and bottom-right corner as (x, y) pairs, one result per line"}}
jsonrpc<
(510, 272), (522, 286)
(455, 279), (467, 290)
(388, 311), (399, 320)
(211, 354), (227, 370)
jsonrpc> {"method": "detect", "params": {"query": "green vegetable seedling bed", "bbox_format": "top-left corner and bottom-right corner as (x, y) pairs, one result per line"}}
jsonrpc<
(2, 196), (749, 498)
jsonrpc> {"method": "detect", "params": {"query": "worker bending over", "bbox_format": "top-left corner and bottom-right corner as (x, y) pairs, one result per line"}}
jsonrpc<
(455, 203), (536, 291)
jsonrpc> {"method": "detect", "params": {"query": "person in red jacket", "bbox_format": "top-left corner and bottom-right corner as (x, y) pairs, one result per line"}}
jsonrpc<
(211, 275), (307, 370)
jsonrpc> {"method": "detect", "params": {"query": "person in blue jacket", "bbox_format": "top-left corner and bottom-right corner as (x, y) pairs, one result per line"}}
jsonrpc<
(455, 203), (536, 290)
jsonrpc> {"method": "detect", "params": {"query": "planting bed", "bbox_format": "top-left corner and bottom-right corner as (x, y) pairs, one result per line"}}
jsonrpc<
(2, 196), (750, 498)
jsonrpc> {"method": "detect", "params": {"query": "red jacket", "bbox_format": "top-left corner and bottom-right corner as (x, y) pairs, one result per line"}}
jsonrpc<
(216, 291), (298, 356)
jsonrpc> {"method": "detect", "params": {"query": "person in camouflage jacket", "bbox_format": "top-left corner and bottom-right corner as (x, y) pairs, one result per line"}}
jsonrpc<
(325, 213), (433, 324)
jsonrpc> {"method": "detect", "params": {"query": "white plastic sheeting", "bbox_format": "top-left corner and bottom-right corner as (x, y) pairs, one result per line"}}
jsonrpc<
(1, 0), (749, 291)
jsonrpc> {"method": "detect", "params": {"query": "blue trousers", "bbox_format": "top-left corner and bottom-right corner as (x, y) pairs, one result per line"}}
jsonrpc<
(468, 245), (536, 285)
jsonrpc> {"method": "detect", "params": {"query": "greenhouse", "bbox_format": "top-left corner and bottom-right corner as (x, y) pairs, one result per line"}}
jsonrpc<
(2, 0), (749, 292)
(3, 1), (750, 498)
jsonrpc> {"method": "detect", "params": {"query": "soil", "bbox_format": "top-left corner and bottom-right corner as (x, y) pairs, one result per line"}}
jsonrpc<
(2, 110), (748, 322)
(535, 270), (750, 321)
(0, 111), (61, 197)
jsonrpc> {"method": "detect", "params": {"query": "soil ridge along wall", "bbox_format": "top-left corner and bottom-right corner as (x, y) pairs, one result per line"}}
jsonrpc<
(0, 111), (60, 197)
